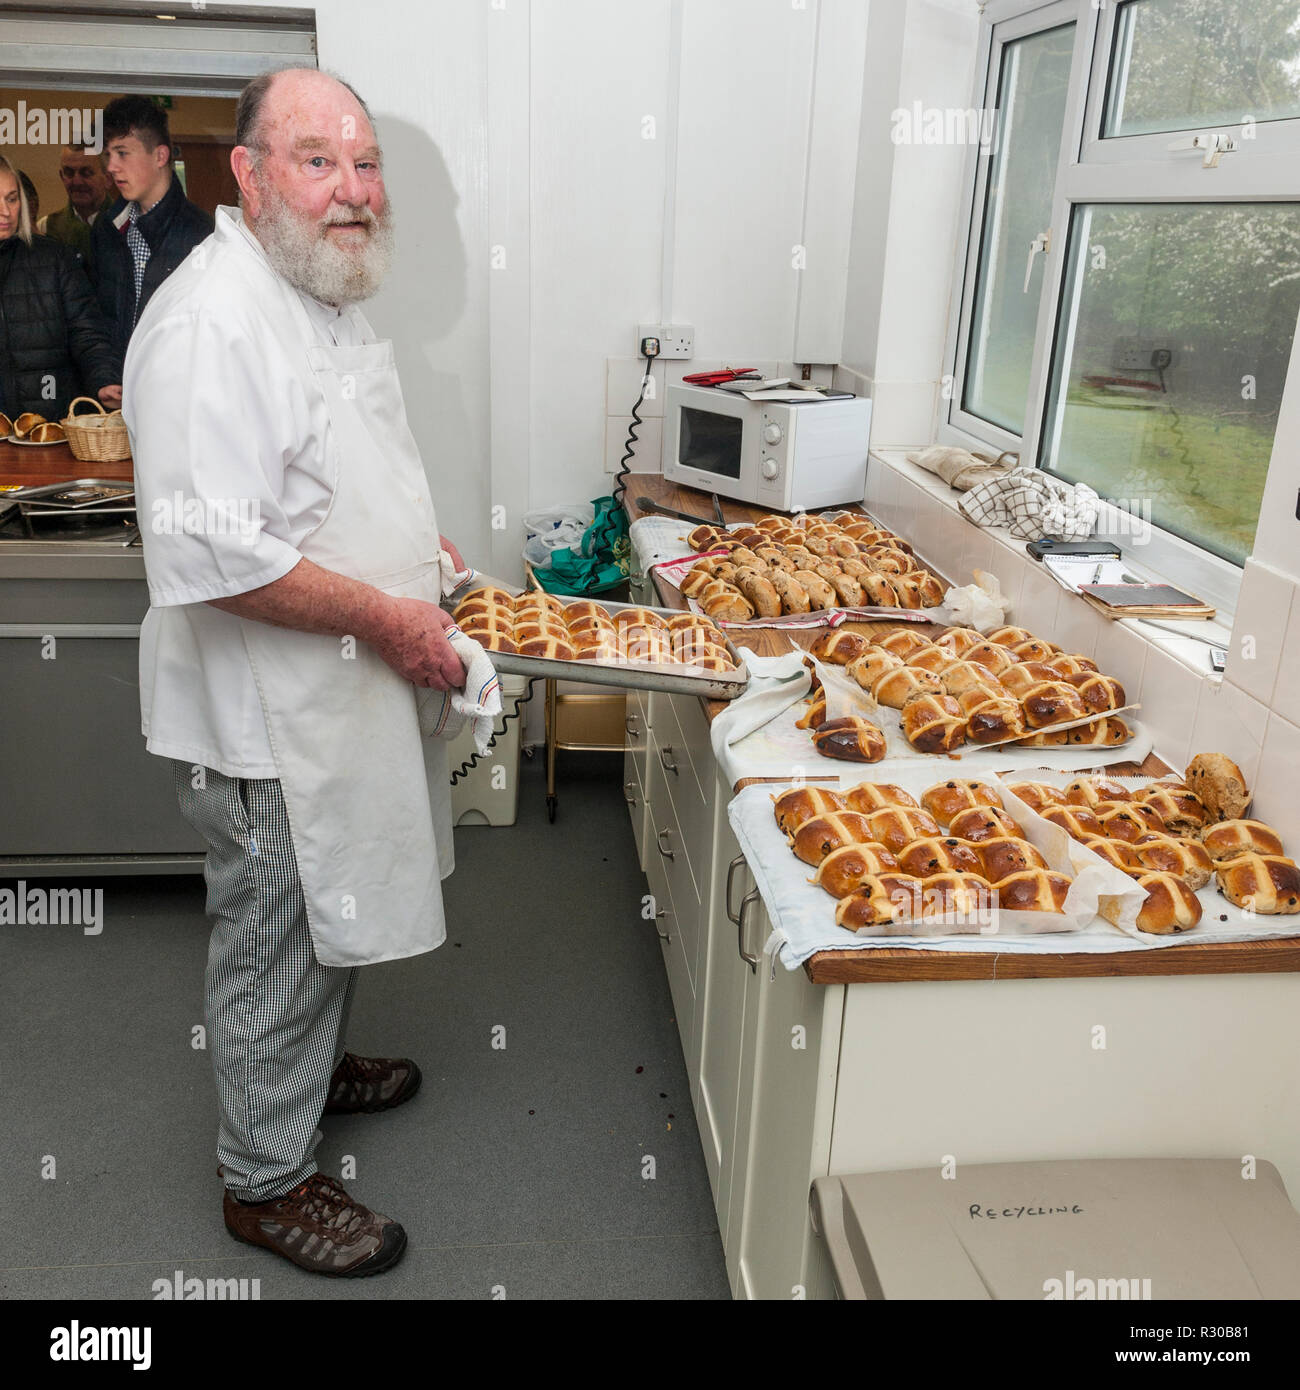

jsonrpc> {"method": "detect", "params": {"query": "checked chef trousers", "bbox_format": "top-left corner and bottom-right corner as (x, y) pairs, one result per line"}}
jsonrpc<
(173, 762), (357, 1202)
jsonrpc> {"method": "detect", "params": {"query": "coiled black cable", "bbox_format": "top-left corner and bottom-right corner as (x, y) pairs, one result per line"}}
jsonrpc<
(448, 676), (539, 785)
(609, 349), (655, 513)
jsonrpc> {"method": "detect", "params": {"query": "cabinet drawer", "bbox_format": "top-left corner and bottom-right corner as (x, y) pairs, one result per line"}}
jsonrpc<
(623, 743), (648, 867)
(642, 805), (695, 1058)
(650, 697), (712, 905)
(645, 752), (701, 994)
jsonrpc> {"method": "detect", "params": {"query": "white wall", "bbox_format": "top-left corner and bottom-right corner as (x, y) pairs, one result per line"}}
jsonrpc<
(268, 0), (496, 572)
(841, 0), (979, 446)
(249, 0), (869, 584)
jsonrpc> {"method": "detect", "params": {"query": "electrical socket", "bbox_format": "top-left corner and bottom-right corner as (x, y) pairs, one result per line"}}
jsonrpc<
(638, 323), (694, 359)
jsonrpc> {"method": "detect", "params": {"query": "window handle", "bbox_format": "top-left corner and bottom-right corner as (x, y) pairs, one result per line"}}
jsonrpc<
(1166, 131), (1236, 168)
(1023, 229), (1051, 293)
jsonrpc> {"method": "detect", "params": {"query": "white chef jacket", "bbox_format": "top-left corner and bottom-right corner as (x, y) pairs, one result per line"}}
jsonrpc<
(125, 206), (376, 777)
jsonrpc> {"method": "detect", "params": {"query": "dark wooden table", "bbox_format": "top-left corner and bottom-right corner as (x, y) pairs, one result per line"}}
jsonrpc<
(0, 439), (133, 488)
(623, 472), (1300, 982)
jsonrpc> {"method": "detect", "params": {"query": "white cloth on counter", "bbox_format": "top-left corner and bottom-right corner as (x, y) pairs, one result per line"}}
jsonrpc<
(417, 627), (504, 753)
(628, 514), (700, 574)
(729, 773), (1300, 971)
(709, 648), (813, 784)
(959, 467), (1099, 541)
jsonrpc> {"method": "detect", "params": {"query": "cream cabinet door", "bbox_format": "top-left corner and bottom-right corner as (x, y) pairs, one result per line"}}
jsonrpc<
(730, 905), (843, 1301)
(696, 799), (759, 1251)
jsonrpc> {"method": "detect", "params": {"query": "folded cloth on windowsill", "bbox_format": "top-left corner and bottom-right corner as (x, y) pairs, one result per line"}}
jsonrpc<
(906, 445), (1017, 492)
(958, 467), (1100, 541)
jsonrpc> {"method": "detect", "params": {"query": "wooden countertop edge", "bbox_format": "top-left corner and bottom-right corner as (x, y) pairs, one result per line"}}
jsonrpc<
(802, 935), (1300, 983)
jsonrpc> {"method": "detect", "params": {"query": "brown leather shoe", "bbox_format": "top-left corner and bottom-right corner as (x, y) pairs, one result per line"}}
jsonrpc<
(324, 1052), (422, 1115)
(223, 1173), (406, 1277)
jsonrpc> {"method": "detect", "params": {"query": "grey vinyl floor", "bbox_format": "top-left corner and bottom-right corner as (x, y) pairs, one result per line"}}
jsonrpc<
(0, 752), (730, 1301)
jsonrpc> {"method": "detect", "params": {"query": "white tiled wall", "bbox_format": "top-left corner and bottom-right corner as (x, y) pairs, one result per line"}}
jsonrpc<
(864, 451), (1300, 825)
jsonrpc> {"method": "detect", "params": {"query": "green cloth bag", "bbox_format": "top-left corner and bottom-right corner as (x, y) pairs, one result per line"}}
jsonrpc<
(534, 495), (631, 595)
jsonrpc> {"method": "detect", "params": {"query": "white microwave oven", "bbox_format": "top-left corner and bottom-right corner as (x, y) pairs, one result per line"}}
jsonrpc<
(662, 382), (871, 512)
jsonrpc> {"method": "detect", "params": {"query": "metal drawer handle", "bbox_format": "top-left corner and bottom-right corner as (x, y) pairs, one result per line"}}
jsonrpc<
(658, 745), (678, 775)
(625, 713), (641, 739)
(623, 781), (637, 808)
(737, 889), (760, 972)
(653, 905), (671, 942)
(656, 827), (675, 860)
(725, 854), (746, 926)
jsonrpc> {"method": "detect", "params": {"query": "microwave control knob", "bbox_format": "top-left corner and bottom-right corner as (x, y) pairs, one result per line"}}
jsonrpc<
(761, 457), (780, 480)
(763, 423), (783, 445)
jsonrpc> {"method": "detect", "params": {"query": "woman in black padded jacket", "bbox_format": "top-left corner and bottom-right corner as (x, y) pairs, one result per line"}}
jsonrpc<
(0, 155), (121, 424)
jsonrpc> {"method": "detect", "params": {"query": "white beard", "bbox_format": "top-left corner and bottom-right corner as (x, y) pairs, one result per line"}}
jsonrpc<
(252, 179), (393, 307)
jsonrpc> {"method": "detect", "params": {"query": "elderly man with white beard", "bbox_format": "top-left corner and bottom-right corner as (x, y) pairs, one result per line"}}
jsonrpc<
(124, 67), (469, 1278)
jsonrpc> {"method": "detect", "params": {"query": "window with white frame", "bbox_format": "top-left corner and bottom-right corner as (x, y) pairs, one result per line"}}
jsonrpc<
(942, 0), (1300, 609)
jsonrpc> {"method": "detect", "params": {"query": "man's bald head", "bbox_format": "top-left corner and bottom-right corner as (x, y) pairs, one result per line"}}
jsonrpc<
(235, 66), (374, 167)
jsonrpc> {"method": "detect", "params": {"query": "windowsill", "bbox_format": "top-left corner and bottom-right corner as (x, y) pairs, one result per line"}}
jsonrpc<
(870, 447), (1234, 657)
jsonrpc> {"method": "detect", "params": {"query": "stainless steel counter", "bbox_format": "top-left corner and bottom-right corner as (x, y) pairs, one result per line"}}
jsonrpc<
(0, 542), (205, 874)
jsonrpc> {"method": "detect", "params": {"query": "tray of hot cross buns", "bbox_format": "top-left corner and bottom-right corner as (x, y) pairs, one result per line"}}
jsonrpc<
(727, 751), (1300, 968)
(447, 583), (749, 700)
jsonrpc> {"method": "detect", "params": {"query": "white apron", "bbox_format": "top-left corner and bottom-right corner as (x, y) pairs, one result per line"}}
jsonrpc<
(240, 284), (453, 967)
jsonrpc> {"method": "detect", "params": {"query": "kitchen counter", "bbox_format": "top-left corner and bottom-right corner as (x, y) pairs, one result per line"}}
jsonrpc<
(0, 442), (144, 581)
(622, 473), (1300, 983)
(0, 438), (134, 486)
(0, 440), (201, 868)
(619, 471), (1300, 1300)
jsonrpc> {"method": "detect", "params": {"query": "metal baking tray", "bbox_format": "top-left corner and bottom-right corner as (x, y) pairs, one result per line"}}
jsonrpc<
(447, 584), (750, 700)
(9, 479), (135, 510)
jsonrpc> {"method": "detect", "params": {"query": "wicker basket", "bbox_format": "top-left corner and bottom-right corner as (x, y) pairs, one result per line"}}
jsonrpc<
(61, 396), (131, 463)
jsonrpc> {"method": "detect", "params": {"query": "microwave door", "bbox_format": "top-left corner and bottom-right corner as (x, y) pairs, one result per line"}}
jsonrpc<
(680, 407), (742, 478)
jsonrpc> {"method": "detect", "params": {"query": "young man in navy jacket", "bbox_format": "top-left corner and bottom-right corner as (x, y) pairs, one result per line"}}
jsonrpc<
(92, 95), (213, 357)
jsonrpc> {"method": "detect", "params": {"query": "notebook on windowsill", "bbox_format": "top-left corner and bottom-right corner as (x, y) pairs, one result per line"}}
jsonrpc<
(1078, 582), (1216, 620)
